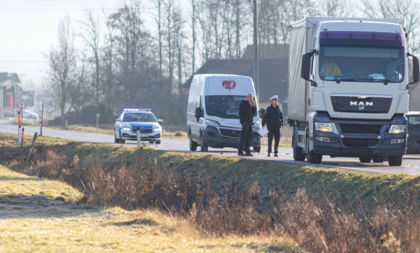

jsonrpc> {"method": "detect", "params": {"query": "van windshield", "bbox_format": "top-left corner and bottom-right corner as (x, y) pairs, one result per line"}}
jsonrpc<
(205, 96), (251, 118)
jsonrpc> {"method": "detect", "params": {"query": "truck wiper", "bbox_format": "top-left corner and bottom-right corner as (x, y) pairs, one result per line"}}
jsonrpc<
(335, 78), (357, 83)
(356, 77), (391, 85)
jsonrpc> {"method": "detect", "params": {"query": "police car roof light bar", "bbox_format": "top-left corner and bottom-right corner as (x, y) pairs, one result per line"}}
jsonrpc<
(123, 108), (152, 112)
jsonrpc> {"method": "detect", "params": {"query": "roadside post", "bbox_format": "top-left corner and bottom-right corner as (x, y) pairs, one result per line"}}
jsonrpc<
(39, 104), (44, 136)
(17, 111), (22, 143)
(21, 127), (24, 148)
(136, 129), (141, 146)
(95, 114), (100, 133)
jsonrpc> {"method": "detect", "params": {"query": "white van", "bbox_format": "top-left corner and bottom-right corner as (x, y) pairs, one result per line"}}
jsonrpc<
(187, 74), (262, 152)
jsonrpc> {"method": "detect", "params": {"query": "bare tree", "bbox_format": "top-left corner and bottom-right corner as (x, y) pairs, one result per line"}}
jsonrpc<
(152, 0), (164, 80)
(80, 10), (101, 105)
(46, 17), (78, 127)
(317, 0), (348, 17)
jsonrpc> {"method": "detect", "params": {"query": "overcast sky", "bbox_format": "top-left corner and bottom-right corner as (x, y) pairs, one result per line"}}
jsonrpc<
(0, 0), (190, 87)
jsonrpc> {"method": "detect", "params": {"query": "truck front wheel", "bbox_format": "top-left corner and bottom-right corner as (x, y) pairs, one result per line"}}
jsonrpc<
(306, 137), (322, 164)
(388, 155), (403, 166)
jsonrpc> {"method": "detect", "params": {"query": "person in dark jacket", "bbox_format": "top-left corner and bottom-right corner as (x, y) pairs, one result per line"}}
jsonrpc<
(262, 95), (284, 157)
(238, 93), (256, 156)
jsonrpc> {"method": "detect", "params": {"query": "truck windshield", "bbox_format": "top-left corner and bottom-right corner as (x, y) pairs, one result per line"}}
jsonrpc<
(205, 95), (255, 118)
(319, 46), (404, 83)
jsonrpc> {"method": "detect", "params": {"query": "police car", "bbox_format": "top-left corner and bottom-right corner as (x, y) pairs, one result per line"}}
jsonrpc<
(114, 109), (162, 144)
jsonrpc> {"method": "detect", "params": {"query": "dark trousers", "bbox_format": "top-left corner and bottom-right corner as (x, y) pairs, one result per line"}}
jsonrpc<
(267, 128), (280, 154)
(238, 123), (252, 154)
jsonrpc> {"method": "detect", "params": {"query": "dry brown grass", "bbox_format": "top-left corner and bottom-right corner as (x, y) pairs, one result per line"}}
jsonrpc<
(3, 133), (420, 252)
(0, 165), (297, 252)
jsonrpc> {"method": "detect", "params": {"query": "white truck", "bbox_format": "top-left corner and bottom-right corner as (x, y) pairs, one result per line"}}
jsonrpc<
(288, 17), (419, 166)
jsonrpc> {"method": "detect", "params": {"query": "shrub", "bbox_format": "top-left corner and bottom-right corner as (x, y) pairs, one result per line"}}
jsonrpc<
(80, 105), (100, 125)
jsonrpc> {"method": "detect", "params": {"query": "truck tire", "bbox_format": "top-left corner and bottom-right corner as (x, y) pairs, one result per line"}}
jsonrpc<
(253, 146), (261, 153)
(372, 157), (384, 163)
(388, 155), (403, 166)
(189, 135), (198, 151)
(293, 146), (305, 161)
(306, 137), (322, 164)
(359, 157), (371, 163)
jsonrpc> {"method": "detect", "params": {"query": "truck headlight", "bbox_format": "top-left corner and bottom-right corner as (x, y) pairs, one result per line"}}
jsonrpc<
(205, 119), (220, 126)
(389, 125), (405, 134)
(122, 127), (131, 131)
(315, 122), (333, 132)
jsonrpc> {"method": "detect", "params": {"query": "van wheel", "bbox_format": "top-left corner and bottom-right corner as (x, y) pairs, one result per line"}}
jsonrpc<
(306, 137), (322, 164)
(253, 146), (261, 153)
(372, 157), (384, 163)
(189, 135), (198, 151)
(388, 155), (403, 166)
(359, 157), (372, 163)
(200, 136), (208, 152)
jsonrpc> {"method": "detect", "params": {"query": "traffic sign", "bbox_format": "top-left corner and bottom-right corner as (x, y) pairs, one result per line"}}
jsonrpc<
(17, 99), (26, 108)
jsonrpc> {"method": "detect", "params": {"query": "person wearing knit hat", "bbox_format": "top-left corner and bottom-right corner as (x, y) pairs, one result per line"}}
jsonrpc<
(262, 95), (283, 157)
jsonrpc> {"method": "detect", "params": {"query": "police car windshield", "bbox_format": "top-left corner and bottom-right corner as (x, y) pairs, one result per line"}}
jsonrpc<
(123, 113), (156, 122)
(206, 95), (255, 118)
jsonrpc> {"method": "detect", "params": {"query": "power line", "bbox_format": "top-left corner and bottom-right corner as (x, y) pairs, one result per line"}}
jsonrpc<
(0, 61), (48, 63)
(0, 8), (121, 11)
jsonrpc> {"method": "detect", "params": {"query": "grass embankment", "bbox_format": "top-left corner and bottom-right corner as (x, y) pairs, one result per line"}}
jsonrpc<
(47, 124), (188, 139)
(2, 132), (420, 252)
(0, 162), (294, 252)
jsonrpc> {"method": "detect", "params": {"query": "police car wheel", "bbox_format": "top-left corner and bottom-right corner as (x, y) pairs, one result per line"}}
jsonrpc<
(156, 140), (161, 144)
(114, 132), (120, 143)
(149, 140), (154, 144)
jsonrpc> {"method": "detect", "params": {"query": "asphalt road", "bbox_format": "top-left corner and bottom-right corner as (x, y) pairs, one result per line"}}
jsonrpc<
(1, 118), (420, 176)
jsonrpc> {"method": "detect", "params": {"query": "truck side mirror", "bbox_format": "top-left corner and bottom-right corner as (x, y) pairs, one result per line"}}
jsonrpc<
(195, 107), (203, 121)
(259, 108), (266, 119)
(408, 55), (420, 85)
(301, 50), (317, 86)
(301, 52), (312, 81)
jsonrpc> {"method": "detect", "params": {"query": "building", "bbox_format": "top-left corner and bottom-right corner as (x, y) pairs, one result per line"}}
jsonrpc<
(0, 72), (21, 117)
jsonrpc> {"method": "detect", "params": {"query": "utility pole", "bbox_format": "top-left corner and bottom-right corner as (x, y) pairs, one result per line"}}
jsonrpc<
(253, 0), (259, 99)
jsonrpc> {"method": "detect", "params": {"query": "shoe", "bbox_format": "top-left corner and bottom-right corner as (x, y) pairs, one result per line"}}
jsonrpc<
(274, 153), (279, 157)
(267, 153), (270, 157)
(238, 153), (246, 156)
(245, 153), (253, 157)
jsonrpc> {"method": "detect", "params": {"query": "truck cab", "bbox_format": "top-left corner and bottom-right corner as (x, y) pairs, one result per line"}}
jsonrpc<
(288, 18), (419, 166)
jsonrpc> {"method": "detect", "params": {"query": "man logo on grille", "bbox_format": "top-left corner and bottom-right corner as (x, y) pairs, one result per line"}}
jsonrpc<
(350, 101), (373, 110)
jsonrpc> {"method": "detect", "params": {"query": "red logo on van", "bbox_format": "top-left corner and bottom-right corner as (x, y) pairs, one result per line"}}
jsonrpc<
(222, 80), (236, 89)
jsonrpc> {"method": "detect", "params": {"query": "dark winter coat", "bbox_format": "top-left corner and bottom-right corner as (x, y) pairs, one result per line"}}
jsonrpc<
(239, 99), (256, 125)
(262, 105), (283, 130)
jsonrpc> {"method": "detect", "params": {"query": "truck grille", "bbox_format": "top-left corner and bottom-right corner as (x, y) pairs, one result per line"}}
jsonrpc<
(343, 138), (378, 147)
(331, 94), (392, 113)
(340, 124), (381, 134)
(220, 128), (241, 138)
